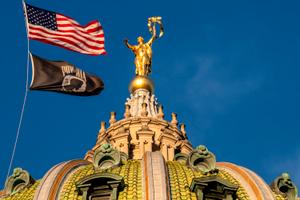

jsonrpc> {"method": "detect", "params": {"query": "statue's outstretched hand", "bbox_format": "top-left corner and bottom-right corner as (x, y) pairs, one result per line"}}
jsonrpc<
(124, 39), (129, 44)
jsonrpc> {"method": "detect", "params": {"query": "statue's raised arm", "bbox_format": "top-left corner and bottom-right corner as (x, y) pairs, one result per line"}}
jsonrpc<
(147, 28), (156, 46)
(124, 16), (164, 77)
(124, 39), (135, 51)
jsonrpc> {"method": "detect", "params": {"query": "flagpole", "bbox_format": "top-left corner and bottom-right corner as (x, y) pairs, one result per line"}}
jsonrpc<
(4, 1), (31, 186)
(22, 0), (30, 90)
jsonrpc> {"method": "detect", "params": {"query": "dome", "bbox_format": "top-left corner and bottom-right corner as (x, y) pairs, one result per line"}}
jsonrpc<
(1, 157), (296, 200)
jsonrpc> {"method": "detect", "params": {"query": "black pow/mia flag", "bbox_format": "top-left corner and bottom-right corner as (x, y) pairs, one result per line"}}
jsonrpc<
(29, 53), (104, 96)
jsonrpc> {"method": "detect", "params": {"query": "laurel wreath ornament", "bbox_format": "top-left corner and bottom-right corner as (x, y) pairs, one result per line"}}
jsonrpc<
(148, 16), (164, 39)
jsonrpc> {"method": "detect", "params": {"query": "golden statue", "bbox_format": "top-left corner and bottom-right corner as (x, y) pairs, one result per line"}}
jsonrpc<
(124, 16), (164, 77)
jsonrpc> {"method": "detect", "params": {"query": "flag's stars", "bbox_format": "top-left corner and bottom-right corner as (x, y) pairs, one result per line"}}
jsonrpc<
(26, 4), (57, 31)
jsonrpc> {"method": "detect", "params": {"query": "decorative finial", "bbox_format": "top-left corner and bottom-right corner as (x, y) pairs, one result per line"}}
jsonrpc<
(157, 105), (164, 119)
(129, 76), (154, 94)
(109, 112), (116, 125)
(124, 16), (164, 77)
(124, 104), (131, 118)
(99, 121), (106, 133)
(141, 103), (148, 117)
(180, 123), (187, 138)
(171, 112), (178, 126)
(98, 121), (106, 140)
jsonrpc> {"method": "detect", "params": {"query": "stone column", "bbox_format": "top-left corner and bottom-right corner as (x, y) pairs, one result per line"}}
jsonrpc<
(160, 144), (168, 161)
(180, 141), (193, 155)
(139, 140), (145, 156)
(132, 142), (140, 160)
(167, 145), (175, 161)
(137, 128), (154, 159)
(160, 134), (176, 161)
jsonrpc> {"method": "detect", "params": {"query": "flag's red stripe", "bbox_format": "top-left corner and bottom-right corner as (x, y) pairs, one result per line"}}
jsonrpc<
(56, 25), (104, 37)
(29, 36), (89, 54)
(57, 24), (103, 35)
(58, 24), (102, 34)
(56, 14), (100, 28)
(55, 22), (104, 39)
(29, 36), (106, 55)
(85, 27), (102, 33)
(56, 19), (101, 30)
(56, 22), (101, 31)
(56, 14), (99, 26)
(29, 37), (105, 56)
(56, 14), (102, 34)
(29, 31), (104, 52)
(57, 27), (104, 36)
(60, 29), (104, 37)
(29, 25), (104, 46)
(29, 29), (104, 51)
(29, 33), (104, 55)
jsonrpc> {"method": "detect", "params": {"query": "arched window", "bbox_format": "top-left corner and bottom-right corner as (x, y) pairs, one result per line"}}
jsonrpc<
(76, 172), (124, 200)
(190, 176), (238, 200)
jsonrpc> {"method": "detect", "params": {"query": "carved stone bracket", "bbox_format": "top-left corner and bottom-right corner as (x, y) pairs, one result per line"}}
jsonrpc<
(93, 143), (128, 170)
(4, 168), (35, 195)
(270, 173), (298, 200)
(186, 145), (217, 174)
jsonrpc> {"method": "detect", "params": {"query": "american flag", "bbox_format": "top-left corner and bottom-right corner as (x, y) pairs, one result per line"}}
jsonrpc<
(24, 3), (106, 55)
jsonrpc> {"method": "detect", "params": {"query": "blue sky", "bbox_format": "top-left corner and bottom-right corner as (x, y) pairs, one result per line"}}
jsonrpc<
(0, 0), (299, 189)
